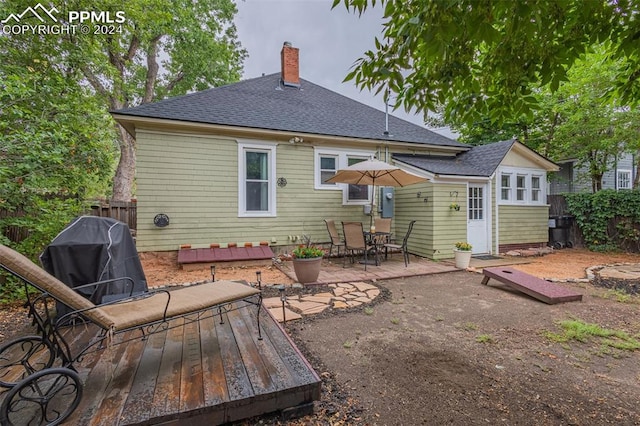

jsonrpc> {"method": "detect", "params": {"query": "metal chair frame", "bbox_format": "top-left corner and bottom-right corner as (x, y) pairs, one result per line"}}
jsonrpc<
(384, 220), (416, 267)
(0, 244), (262, 426)
(324, 219), (345, 258)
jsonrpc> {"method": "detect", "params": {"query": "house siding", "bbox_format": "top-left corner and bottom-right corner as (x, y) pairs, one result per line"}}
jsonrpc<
(135, 130), (373, 252)
(498, 205), (549, 248)
(549, 153), (636, 194)
(395, 182), (467, 260)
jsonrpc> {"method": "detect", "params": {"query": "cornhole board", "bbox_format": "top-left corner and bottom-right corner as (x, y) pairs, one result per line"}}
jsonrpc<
(481, 266), (582, 304)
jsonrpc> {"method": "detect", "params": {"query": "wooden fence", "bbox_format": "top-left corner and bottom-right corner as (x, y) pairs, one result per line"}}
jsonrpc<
(1, 200), (138, 244)
(89, 200), (137, 232)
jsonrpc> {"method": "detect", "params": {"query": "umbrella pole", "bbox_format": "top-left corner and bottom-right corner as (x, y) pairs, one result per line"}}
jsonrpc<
(369, 184), (375, 232)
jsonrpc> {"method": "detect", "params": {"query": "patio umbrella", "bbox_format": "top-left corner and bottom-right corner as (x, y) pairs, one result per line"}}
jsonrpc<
(325, 158), (428, 228)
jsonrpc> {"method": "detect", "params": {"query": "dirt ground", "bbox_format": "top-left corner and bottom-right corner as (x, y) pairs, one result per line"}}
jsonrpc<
(1, 249), (639, 425)
(139, 249), (640, 426)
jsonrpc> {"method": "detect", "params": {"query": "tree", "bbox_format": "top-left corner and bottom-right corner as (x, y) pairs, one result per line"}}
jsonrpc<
(441, 48), (640, 192)
(334, 0), (640, 127)
(0, 63), (115, 257)
(1, 0), (246, 200)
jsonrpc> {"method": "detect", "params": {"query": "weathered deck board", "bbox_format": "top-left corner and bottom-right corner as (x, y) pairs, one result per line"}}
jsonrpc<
(60, 304), (320, 425)
(482, 266), (582, 304)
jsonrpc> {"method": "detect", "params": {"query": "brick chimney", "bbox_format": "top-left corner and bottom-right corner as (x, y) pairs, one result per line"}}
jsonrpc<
(281, 41), (300, 87)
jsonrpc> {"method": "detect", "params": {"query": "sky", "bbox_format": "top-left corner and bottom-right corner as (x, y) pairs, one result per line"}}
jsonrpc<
(233, 0), (457, 139)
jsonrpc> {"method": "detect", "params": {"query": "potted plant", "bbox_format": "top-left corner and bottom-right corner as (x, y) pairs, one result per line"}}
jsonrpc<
(449, 202), (461, 211)
(453, 241), (472, 269)
(291, 245), (325, 284)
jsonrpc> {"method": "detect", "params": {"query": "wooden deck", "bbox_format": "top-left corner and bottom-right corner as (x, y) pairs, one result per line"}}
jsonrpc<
(59, 303), (321, 425)
(481, 266), (582, 304)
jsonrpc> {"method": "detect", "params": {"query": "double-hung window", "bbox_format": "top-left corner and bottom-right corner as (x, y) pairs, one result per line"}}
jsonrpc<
(516, 175), (527, 202)
(500, 173), (511, 202)
(346, 157), (369, 202)
(238, 142), (276, 217)
(314, 148), (374, 205)
(499, 167), (546, 206)
(531, 175), (542, 202)
(319, 154), (338, 185)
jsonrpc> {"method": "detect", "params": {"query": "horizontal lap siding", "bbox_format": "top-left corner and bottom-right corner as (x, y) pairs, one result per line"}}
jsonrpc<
(498, 205), (549, 245)
(136, 131), (370, 252)
(395, 182), (467, 260)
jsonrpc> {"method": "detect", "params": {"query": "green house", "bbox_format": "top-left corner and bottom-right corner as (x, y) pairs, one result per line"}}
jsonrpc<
(112, 43), (558, 259)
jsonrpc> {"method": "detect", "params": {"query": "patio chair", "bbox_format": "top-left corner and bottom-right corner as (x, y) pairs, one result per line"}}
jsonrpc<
(374, 217), (392, 246)
(0, 243), (262, 426)
(342, 221), (375, 271)
(384, 220), (416, 267)
(324, 219), (345, 258)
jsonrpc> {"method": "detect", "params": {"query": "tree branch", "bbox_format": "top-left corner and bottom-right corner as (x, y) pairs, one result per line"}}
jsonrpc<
(143, 35), (162, 104)
(165, 70), (185, 93)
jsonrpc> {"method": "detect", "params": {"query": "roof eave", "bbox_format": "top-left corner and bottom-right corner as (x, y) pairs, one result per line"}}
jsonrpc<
(111, 114), (468, 152)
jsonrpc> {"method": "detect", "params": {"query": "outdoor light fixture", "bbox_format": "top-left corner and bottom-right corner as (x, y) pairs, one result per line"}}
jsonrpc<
(255, 271), (262, 289)
(277, 285), (287, 323)
(210, 265), (216, 282)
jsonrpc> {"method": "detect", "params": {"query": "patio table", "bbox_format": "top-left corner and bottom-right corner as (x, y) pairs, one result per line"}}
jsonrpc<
(363, 231), (390, 266)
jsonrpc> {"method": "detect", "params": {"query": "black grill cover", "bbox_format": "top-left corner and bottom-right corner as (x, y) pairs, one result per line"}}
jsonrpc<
(40, 216), (148, 316)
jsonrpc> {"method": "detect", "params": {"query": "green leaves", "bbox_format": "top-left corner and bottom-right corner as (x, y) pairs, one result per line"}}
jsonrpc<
(566, 190), (640, 252)
(336, 0), (640, 128)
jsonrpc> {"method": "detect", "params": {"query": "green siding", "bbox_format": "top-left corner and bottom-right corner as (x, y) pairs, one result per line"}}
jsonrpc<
(136, 130), (372, 252)
(395, 182), (467, 260)
(498, 205), (550, 244)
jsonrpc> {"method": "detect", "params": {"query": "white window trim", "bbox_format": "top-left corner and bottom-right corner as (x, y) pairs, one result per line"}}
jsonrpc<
(314, 147), (375, 205)
(617, 169), (632, 190)
(498, 167), (546, 206)
(500, 173), (512, 202)
(238, 141), (277, 217)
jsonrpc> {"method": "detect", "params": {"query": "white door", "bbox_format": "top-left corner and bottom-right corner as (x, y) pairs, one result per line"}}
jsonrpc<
(467, 184), (489, 254)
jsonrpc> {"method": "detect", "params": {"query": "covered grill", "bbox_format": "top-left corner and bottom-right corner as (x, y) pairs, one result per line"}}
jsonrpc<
(40, 216), (148, 316)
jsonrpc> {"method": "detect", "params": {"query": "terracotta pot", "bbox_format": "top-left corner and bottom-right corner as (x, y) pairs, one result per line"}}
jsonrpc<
(454, 249), (472, 269)
(292, 257), (322, 284)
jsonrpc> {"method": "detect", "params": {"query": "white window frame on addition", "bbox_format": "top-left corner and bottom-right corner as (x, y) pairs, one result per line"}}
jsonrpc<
(238, 141), (277, 217)
(314, 148), (375, 205)
(498, 167), (546, 206)
(617, 169), (632, 190)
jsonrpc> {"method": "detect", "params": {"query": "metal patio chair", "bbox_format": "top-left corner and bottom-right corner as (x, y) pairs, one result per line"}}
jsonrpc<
(342, 221), (375, 271)
(324, 219), (345, 258)
(384, 220), (416, 267)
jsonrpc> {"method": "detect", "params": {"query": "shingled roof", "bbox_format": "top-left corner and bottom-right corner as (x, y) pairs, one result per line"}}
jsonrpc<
(393, 140), (516, 177)
(113, 72), (468, 149)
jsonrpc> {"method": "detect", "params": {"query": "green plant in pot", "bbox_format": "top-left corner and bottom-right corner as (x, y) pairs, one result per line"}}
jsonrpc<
(453, 241), (472, 269)
(454, 241), (472, 251)
(291, 245), (325, 284)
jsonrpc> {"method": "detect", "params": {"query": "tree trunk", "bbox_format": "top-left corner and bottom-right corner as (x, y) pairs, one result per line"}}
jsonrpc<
(112, 125), (136, 201)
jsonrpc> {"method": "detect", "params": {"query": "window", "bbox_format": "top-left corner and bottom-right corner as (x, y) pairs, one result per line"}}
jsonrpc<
(499, 167), (546, 206)
(501, 173), (511, 201)
(347, 157), (369, 202)
(238, 142), (276, 217)
(516, 175), (526, 201)
(314, 148), (375, 205)
(468, 186), (483, 220)
(319, 155), (338, 185)
(531, 175), (541, 202)
(618, 170), (631, 189)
